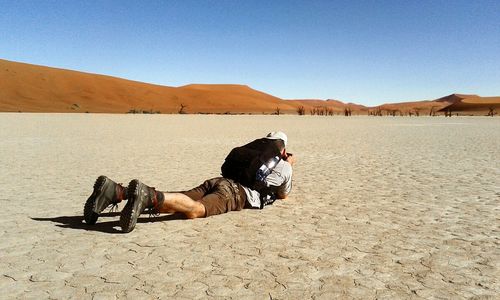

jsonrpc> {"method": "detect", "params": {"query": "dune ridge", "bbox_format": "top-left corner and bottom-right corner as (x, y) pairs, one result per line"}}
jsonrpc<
(0, 59), (296, 114)
(1, 59), (498, 115)
(437, 96), (500, 115)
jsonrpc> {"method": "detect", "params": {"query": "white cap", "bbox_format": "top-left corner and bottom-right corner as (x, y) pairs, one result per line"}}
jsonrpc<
(265, 131), (287, 147)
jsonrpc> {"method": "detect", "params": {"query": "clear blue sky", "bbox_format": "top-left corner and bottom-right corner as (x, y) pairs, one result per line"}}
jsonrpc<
(1, 0), (499, 105)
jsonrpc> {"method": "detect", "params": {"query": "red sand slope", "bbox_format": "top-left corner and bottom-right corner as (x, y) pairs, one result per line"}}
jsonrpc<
(372, 93), (500, 116)
(437, 95), (500, 115)
(286, 99), (368, 114)
(0, 59), (296, 113)
(1, 59), (498, 115)
(374, 101), (449, 116)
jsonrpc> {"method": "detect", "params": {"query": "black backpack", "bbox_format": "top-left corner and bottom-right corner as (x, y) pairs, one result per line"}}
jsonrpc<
(221, 138), (284, 193)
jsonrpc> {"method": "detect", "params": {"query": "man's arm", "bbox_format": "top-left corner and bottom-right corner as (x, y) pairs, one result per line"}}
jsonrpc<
(276, 190), (289, 200)
(285, 153), (296, 166)
(273, 154), (295, 199)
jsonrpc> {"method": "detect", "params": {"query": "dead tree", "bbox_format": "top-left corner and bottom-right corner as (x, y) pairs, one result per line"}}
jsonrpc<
(297, 106), (306, 115)
(487, 107), (497, 117)
(429, 106), (438, 116)
(178, 104), (187, 114)
(344, 107), (352, 116)
(274, 107), (281, 115)
(312, 106), (327, 116)
(321, 106), (328, 116)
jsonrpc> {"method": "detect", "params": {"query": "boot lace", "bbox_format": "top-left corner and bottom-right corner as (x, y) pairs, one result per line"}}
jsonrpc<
(147, 186), (160, 218)
(109, 203), (119, 212)
(147, 207), (160, 218)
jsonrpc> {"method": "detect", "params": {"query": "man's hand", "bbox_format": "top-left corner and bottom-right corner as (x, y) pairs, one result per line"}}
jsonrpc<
(285, 153), (296, 166)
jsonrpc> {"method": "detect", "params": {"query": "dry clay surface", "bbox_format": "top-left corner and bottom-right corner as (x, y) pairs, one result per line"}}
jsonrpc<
(0, 114), (498, 299)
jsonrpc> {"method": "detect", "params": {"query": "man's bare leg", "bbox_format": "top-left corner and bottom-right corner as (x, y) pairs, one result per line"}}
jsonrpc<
(158, 192), (206, 219)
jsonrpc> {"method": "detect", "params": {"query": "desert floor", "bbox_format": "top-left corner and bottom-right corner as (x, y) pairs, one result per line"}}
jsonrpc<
(0, 114), (498, 299)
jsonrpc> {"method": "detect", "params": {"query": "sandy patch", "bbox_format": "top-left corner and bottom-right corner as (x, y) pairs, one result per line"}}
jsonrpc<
(0, 114), (498, 299)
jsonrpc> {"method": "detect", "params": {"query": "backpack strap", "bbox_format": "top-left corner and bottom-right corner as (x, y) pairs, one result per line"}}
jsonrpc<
(256, 182), (281, 209)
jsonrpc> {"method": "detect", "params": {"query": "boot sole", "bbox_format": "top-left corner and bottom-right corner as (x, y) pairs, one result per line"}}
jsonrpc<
(120, 179), (143, 233)
(83, 175), (107, 225)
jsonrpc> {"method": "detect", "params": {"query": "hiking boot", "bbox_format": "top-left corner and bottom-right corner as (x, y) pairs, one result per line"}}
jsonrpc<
(120, 179), (161, 233)
(84, 176), (127, 225)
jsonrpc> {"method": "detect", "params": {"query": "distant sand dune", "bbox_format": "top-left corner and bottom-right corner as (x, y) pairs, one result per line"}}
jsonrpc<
(1, 59), (499, 115)
(0, 59), (297, 114)
(438, 96), (500, 114)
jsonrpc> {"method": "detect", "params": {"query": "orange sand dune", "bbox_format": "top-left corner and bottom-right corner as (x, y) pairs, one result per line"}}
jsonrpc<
(435, 93), (480, 103)
(374, 100), (449, 116)
(371, 93), (500, 116)
(438, 96), (500, 115)
(0, 59), (297, 114)
(286, 99), (368, 114)
(1, 59), (498, 115)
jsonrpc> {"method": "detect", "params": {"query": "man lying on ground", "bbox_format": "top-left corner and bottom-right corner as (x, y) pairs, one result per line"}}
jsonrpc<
(84, 131), (296, 233)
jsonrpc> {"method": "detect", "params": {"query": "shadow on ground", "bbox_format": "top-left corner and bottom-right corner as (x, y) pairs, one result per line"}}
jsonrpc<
(31, 212), (186, 234)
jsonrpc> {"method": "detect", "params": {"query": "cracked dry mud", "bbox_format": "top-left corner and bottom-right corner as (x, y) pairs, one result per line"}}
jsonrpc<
(0, 114), (498, 299)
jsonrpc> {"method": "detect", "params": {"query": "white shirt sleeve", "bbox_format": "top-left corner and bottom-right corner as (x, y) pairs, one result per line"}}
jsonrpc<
(265, 160), (293, 196)
(242, 159), (293, 208)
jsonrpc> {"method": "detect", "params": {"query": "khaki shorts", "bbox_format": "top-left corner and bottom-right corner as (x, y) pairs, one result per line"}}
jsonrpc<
(181, 177), (247, 217)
